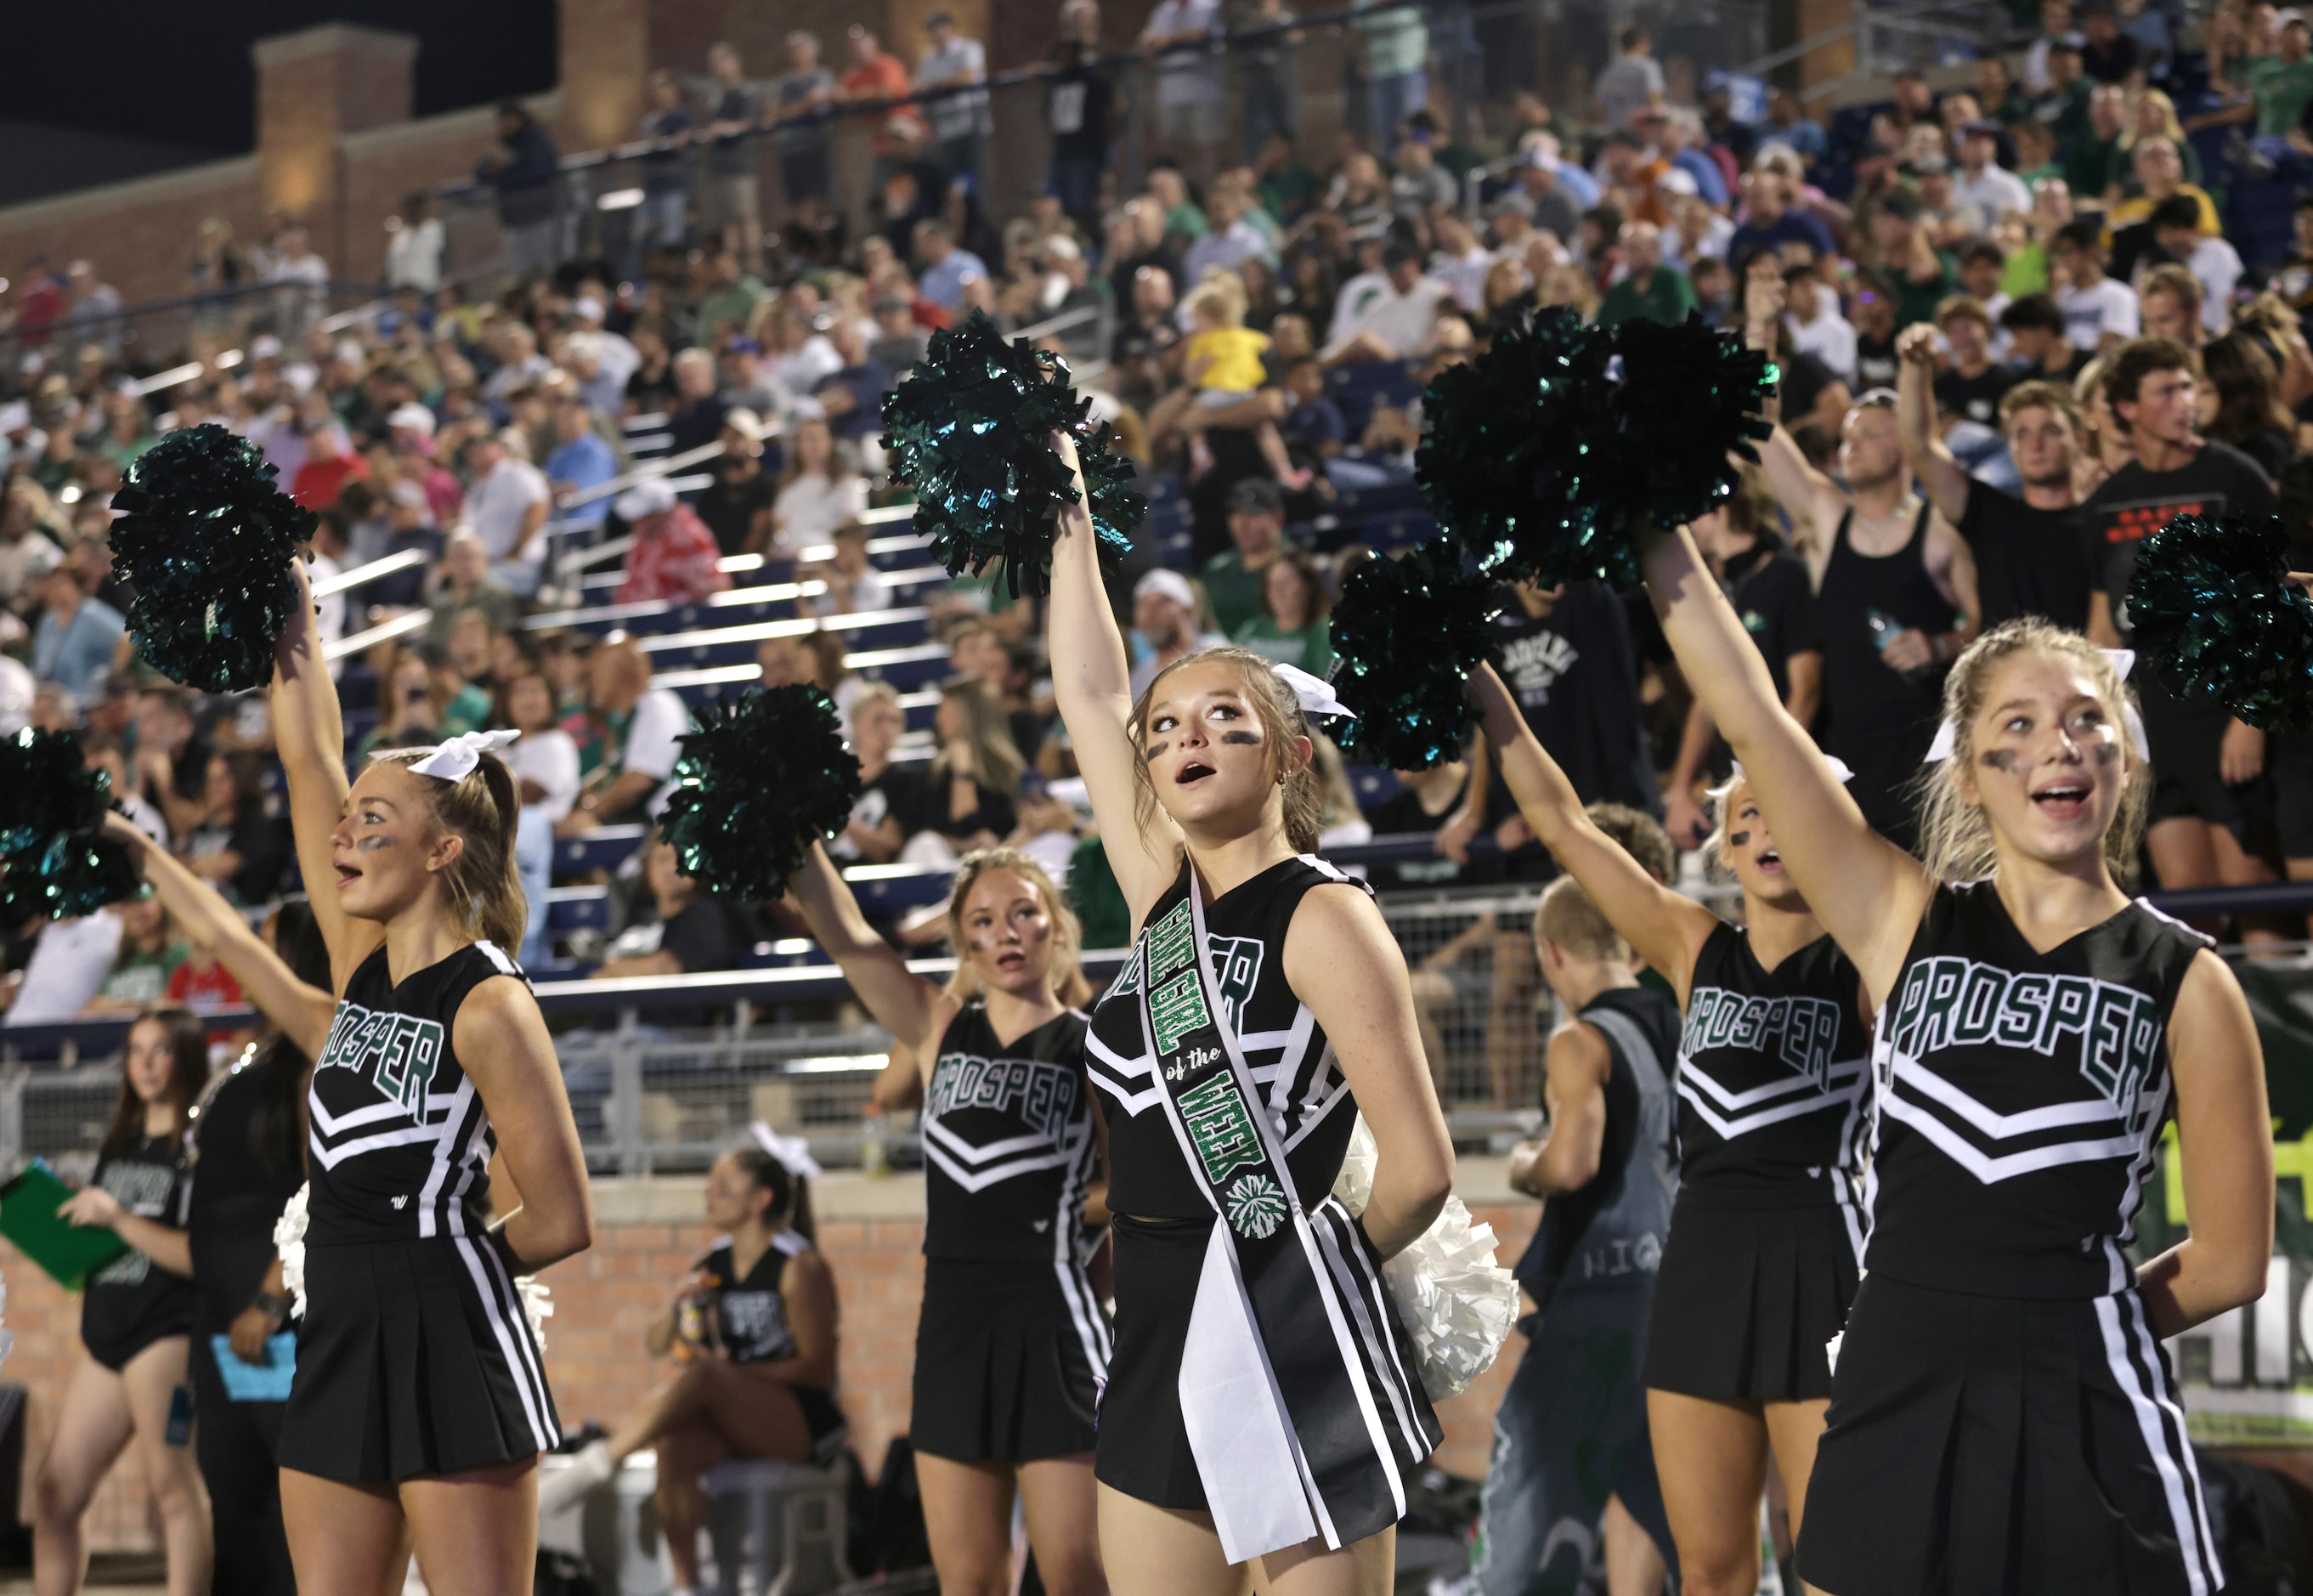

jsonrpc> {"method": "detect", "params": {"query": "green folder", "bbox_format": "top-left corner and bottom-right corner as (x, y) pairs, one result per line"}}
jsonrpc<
(0, 1161), (129, 1291)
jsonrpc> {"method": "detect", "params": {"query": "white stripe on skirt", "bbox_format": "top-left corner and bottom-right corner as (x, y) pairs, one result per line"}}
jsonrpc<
(2094, 1292), (2219, 1596)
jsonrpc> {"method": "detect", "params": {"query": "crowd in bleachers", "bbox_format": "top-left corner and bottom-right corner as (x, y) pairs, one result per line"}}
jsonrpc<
(8, 0), (2313, 1024)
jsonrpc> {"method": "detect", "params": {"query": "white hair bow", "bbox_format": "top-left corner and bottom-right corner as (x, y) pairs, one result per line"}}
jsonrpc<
(750, 1122), (824, 1180)
(1272, 662), (1355, 722)
(382, 727), (523, 783)
(1921, 648), (2150, 763)
(1730, 756), (1855, 786)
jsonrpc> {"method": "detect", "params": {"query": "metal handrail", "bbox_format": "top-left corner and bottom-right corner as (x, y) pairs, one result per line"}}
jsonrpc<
(312, 547), (431, 599)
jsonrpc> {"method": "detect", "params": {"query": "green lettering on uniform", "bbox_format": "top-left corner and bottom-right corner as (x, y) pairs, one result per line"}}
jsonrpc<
(1145, 899), (1197, 983)
(1179, 1071), (1265, 1186)
(1150, 968), (1213, 1055)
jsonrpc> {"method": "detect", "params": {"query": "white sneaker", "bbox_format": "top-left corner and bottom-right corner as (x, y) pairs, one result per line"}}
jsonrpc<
(536, 1440), (615, 1516)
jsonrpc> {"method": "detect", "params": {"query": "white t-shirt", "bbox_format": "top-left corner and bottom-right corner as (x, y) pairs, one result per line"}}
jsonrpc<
(2186, 235), (2246, 333)
(623, 687), (693, 817)
(1786, 309), (1859, 385)
(809, 564), (892, 616)
(506, 727), (583, 823)
(1143, 0), (1224, 105)
(468, 458), (552, 563)
(1326, 274), (1456, 359)
(386, 218), (446, 293)
(772, 473), (871, 559)
(1950, 165), (2033, 232)
(2056, 277), (2141, 351)
(1433, 245), (1496, 311)
(916, 37), (992, 139)
(8, 912), (125, 1025)
(0, 653), (31, 737)
(308, 550), (347, 651)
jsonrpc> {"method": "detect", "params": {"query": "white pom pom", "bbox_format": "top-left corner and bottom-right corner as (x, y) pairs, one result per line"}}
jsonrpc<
(1824, 1332), (1843, 1378)
(517, 1276), (553, 1350)
(1332, 1118), (1518, 1402)
(274, 1182), (310, 1318)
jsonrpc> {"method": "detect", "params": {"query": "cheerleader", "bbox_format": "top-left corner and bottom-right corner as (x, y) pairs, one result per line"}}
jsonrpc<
(268, 556), (594, 1596)
(1469, 662), (1872, 1595)
(1046, 431), (1456, 1595)
(786, 840), (1108, 1596)
(103, 813), (337, 1596)
(1643, 519), (2273, 1594)
(36, 1008), (212, 1596)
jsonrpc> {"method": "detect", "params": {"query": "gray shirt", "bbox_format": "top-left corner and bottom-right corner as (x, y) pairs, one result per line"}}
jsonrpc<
(915, 37), (992, 141)
(1593, 52), (1665, 134)
(772, 70), (833, 153)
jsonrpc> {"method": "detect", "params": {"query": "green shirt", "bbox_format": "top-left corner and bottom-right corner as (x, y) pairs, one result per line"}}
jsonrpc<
(1352, 0), (1428, 76)
(1999, 240), (2050, 298)
(438, 684), (492, 739)
(1199, 549), (1272, 638)
(694, 274), (768, 342)
(2251, 54), (2313, 135)
(100, 942), (186, 1008)
(1594, 266), (1699, 328)
(1893, 253), (1957, 330)
(2064, 133), (2118, 200)
(1164, 201), (1209, 241)
(1258, 162), (1322, 221)
(1232, 614), (1334, 675)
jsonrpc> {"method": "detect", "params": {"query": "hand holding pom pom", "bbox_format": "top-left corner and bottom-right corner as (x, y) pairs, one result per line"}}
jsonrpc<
(658, 686), (862, 901)
(880, 310), (1141, 597)
(1326, 539), (1504, 771)
(109, 424), (314, 692)
(2127, 512), (2313, 728)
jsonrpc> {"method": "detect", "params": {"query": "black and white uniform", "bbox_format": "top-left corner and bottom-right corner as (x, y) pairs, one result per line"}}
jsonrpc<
(279, 941), (561, 1483)
(1086, 856), (1439, 1553)
(80, 1131), (194, 1372)
(693, 1231), (849, 1464)
(1643, 925), (1872, 1401)
(1800, 883), (2221, 1596)
(910, 1001), (1108, 1464)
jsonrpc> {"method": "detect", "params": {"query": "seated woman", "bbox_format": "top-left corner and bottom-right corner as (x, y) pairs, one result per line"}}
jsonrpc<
(540, 1147), (843, 1596)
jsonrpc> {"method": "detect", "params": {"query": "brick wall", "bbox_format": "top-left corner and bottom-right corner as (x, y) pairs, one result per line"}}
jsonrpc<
(0, 1168), (1534, 1554)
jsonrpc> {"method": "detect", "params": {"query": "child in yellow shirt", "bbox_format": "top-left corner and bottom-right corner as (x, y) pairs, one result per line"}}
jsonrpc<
(1148, 273), (1312, 490)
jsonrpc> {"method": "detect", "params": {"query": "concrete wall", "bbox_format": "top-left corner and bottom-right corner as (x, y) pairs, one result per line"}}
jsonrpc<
(1, 1163), (1535, 1557)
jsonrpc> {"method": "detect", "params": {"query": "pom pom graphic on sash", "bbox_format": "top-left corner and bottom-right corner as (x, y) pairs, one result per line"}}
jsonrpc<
(1326, 538), (1503, 772)
(880, 309), (1142, 597)
(656, 685), (863, 902)
(2125, 512), (2313, 729)
(1595, 314), (1778, 533)
(0, 727), (141, 925)
(1414, 305), (1610, 585)
(109, 423), (314, 693)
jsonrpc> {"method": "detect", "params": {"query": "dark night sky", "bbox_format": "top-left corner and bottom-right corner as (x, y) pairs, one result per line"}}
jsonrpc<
(2, 2), (558, 156)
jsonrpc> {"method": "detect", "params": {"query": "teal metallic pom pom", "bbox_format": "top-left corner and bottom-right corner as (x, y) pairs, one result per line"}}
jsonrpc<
(879, 310), (1141, 597)
(1326, 539), (1504, 771)
(110, 423), (314, 693)
(1598, 314), (1778, 530)
(656, 686), (863, 901)
(2126, 513), (2313, 728)
(0, 727), (141, 923)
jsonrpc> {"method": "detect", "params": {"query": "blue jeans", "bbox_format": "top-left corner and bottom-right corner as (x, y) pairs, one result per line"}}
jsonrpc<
(1473, 1286), (1676, 1596)
(640, 189), (687, 250)
(1365, 70), (1428, 146)
(517, 806), (553, 968)
(1049, 156), (1106, 229)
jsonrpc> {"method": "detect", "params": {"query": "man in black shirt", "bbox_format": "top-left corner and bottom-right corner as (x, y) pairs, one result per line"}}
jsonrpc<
(1931, 296), (2019, 429)
(1999, 292), (2090, 383)
(2085, 337), (2280, 902)
(1896, 324), (2095, 632)
(1851, 273), (1903, 390)
(1044, 10), (1115, 233)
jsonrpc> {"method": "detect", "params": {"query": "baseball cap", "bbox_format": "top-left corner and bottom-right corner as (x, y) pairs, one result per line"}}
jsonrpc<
(1134, 569), (1196, 608)
(614, 477), (680, 521)
(387, 401), (436, 436)
(1225, 477), (1285, 517)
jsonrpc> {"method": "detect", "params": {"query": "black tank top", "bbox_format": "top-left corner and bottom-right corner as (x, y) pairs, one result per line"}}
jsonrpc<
(695, 1230), (813, 1364)
(921, 1003), (1098, 1263)
(307, 941), (525, 1246)
(1866, 881), (2208, 1299)
(1817, 501), (1951, 751)
(1086, 854), (1369, 1220)
(1677, 924), (1872, 1209)
(82, 1130), (195, 1346)
(1516, 987), (1682, 1305)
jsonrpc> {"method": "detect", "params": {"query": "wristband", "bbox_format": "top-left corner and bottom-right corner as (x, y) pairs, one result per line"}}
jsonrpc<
(252, 1290), (292, 1321)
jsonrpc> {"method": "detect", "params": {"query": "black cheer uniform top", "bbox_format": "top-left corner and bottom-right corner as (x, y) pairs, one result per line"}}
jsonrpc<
(695, 1231), (815, 1363)
(1865, 882), (2209, 1299)
(921, 1003), (1097, 1263)
(307, 941), (525, 1246)
(1085, 855), (1366, 1217)
(1677, 925), (1872, 1211)
(82, 1130), (195, 1353)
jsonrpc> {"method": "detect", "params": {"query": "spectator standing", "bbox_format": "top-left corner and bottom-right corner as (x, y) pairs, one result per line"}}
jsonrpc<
(2086, 339), (2279, 899)
(476, 102), (563, 280)
(1389, 134), (1459, 220)
(915, 13), (992, 187)
(1784, 267), (1858, 383)
(638, 71), (697, 255)
(61, 258), (124, 359)
(178, 752), (286, 907)
(1236, 0), (1302, 161)
(263, 229), (328, 348)
(1124, 569), (1229, 697)
(1931, 297), (2018, 427)
(766, 416), (869, 559)
(2135, 261), (2206, 350)
(2146, 195), (2242, 335)
(912, 219), (989, 313)
(1199, 477), (1289, 635)
(698, 410), (779, 557)
(1951, 120), (2033, 232)
(495, 665), (582, 965)
(2051, 218), (2139, 352)
(2078, 0), (2143, 82)
(1593, 25), (1665, 135)
(1045, 2), (1117, 231)
(1726, 173), (1834, 270)
(2200, 332), (2297, 481)
(614, 478), (732, 605)
(703, 42), (765, 262)
(288, 422), (366, 512)
(384, 193), (444, 293)
(1595, 222), (1697, 327)
(772, 32), (837, 213)
(32, 563), (123, 701)
(463, 427), (553, 596)
(838, 26), (918, 190)
(1897, 326), (2093, 632)
(2261, 12), (2313, 146)
(1140, 0), (1225, 174)
(1352, 0), (1430, 146)
(544, 393), (619, 535)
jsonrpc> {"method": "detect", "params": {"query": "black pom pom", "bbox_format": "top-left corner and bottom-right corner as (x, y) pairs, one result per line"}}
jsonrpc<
(1326, 539), (1504, 770)
(110, 423), (314, 692)
(879, 310), (1141, 597)
(0, 728), (139, 921)
(2126, 513), (2313, 728)
(1415, 306), (1614, 584)
(1596, 315), (1778, 531)
(656, 686), (863, 900)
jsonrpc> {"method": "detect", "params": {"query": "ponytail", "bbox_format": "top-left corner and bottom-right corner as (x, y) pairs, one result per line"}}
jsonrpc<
(370, 748), (529, 954)
(730, 1146), (815, 1242)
